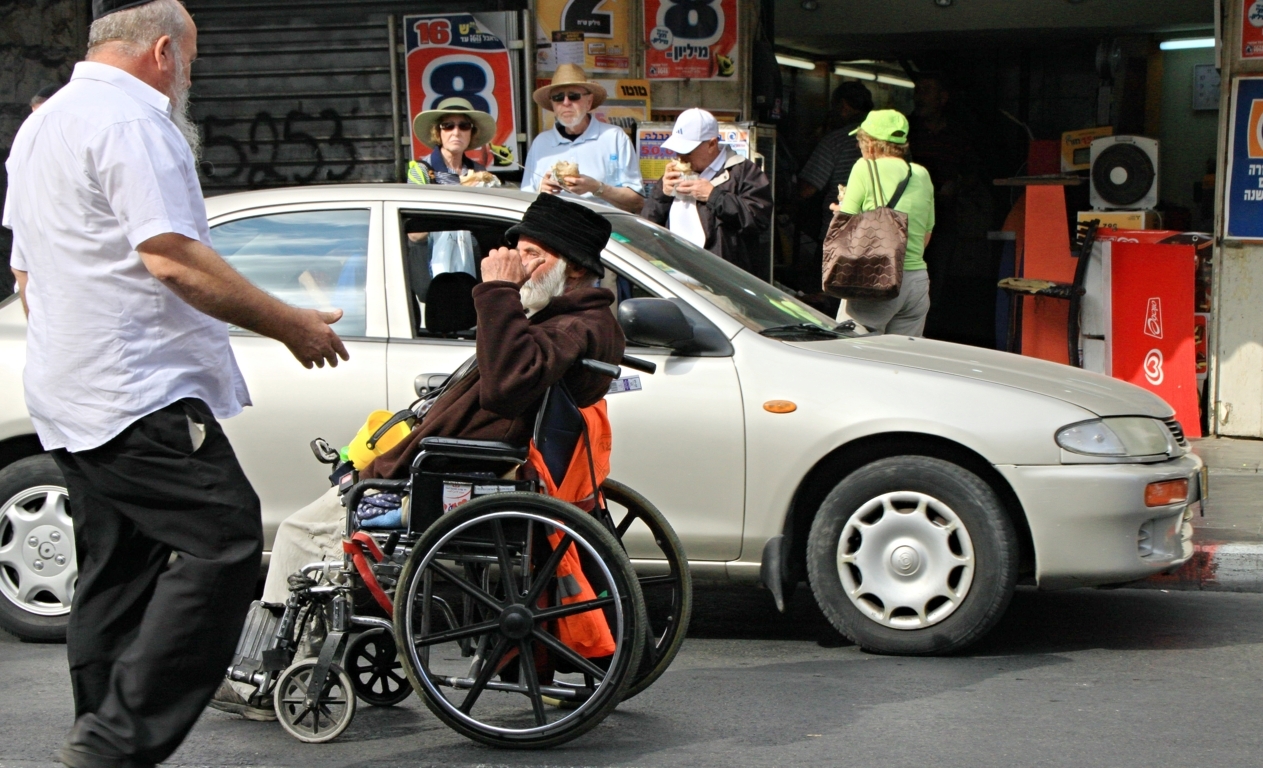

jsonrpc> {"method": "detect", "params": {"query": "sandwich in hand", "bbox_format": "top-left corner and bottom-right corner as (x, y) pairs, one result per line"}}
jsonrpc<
(551, 160), (580, 187)
(459, 169), (500, 187)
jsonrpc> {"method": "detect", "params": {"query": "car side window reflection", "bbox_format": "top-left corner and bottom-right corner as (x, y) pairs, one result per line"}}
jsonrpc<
(211, 209), (371, 337)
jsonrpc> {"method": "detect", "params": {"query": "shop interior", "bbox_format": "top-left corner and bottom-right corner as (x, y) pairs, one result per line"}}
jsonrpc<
(768, 0), (1217, 356)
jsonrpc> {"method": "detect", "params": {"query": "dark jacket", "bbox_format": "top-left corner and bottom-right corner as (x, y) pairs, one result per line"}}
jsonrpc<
(641, 151), (773, 274)
(363, 281), (625, 479)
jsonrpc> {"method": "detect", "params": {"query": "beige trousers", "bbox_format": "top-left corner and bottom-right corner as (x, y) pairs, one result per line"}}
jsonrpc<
(261, 487), (347, 603)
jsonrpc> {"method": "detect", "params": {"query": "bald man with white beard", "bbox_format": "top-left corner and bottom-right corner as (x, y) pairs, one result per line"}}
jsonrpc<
(4, 1), (347, 765)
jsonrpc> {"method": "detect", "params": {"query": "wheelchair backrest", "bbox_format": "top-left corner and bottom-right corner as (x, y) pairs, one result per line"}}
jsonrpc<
(531, 381), (586, 491)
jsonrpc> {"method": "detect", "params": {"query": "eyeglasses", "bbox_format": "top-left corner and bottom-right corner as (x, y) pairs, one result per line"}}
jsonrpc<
(440, 120), (473, 132)
(549, 91), (588, 103)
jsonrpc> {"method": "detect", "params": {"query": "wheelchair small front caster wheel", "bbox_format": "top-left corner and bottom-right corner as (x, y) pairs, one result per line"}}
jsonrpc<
(274, 659), (356, 743)
(346, 628), (412, 707)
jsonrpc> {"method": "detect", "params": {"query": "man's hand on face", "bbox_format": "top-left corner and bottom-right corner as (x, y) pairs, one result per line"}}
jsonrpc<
(677, 177), (714, 202)
(540, 171), (564, 195)
(482, 247), (545, 287)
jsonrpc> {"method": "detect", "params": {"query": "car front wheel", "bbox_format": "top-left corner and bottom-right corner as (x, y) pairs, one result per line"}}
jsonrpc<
(0, 454), (74, 642)
(807, 456), (1018, 655)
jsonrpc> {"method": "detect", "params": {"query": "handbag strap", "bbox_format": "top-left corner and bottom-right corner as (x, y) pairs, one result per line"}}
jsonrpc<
(865, 159), (887, 207)
(885, 160), (913, 210)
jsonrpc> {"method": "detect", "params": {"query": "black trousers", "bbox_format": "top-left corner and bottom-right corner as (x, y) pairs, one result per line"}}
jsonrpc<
(52, 399), (262, 765)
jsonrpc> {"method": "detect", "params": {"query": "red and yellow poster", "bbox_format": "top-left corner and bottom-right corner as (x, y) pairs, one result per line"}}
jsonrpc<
(403, 14), (518, 168)
(644, 0), (738, 80)
(1245, 0), (1263, 58)
(535, 0), (632, 74)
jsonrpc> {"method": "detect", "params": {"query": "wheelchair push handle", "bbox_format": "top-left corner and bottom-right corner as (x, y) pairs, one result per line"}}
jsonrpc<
(578, 354), (657, 379)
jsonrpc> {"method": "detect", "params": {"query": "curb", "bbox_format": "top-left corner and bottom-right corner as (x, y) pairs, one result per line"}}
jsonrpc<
(1138, 541), (1263, 592)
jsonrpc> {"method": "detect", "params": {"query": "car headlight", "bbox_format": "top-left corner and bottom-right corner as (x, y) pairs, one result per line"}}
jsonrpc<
(1056, 417), (1172, 458)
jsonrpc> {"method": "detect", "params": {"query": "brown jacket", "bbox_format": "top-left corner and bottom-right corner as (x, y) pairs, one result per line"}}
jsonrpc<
(363, 281), (625, 480)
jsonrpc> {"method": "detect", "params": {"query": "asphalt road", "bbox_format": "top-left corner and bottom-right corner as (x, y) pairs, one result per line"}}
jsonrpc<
(4, 585), (1262, 768)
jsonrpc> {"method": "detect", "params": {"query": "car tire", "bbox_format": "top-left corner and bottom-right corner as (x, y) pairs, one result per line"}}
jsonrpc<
(806, 456), (1018, 656)
(0, 454), (74, 642)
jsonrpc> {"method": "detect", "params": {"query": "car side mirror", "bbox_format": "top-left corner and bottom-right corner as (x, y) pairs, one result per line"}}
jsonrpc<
(617, 298), (695, 349)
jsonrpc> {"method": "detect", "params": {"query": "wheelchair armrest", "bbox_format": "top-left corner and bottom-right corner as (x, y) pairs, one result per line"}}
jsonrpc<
(416, 437), (529, 463)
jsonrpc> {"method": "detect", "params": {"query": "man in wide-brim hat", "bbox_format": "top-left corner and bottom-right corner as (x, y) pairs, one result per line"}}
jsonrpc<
(199, 196), (625, 673)
(520, 63), (644, 213)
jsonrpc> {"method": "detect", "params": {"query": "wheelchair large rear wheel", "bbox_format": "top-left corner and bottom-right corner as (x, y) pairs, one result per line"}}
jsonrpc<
(393, 492), (647, 749)
(601, 479), (692, 700)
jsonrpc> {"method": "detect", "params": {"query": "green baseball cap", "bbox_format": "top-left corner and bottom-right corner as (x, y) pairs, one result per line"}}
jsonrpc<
(849, 109), (910, 144)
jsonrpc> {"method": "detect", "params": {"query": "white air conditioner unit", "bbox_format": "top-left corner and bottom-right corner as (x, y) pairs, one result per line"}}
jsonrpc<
(1090, 135), (1159, 210)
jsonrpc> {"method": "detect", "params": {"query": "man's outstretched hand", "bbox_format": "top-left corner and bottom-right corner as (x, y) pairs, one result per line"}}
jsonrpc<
(281, 307), (350, 369)
(482, 247), (544, 287)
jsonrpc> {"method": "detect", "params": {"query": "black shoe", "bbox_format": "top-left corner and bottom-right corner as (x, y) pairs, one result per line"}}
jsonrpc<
(207, 679), (277, 721)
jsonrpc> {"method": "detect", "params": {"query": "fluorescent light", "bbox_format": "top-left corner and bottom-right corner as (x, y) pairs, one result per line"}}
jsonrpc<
(833, 66), (916, 89)
(876, 74), (915, 88)
(1159, 37), (1215, 50)
(833, 65), (877, 81)
(776, 54), (816, 70)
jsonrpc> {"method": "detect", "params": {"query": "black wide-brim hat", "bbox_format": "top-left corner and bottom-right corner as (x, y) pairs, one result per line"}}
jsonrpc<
(505, 194), (610, 278)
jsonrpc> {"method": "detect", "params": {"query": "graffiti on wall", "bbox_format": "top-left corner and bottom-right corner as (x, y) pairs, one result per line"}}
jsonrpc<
(200, 108), (360, 187)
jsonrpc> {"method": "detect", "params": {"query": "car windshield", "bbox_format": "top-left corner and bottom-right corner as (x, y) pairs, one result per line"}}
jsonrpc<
(604, 214), (849, 338)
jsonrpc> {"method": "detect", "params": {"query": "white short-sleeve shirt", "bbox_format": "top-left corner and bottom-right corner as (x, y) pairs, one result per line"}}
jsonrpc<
(520, 118), (644, 197)
(3, 61), (250, 452)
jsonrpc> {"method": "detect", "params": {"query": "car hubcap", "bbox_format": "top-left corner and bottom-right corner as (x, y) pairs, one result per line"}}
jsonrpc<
(835, 491), (974, 630)
(0, 485), (76, 617)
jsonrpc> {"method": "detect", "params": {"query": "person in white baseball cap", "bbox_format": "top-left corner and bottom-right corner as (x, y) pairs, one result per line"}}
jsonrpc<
(661, 107), (720, 155)
(641, 108), (773, 276)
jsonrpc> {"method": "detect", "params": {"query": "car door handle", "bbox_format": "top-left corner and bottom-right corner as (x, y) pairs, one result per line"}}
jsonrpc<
(415, 372), (452, 398)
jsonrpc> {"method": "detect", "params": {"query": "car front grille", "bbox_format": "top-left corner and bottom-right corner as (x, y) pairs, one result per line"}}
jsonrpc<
(1163, 418), (1188, 447)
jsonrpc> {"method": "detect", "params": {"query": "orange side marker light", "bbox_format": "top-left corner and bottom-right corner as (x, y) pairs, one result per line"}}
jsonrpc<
(763, 400), (797, 414)
(1145, 478), (1189, 507)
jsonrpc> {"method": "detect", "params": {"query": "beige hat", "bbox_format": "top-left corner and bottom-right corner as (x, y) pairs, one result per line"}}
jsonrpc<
(532, 63), (607, 112)
(411, 97), (497, 150)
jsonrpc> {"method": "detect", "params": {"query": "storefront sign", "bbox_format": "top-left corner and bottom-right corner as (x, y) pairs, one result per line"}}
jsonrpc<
(404, 14), (518, 169)
(644, 0), (738, 80)
(636, 124), (673, 182)
(535, 0), (632, 74)
(1244, 0), (1263, 58)
(1224, 76), (1263, 238)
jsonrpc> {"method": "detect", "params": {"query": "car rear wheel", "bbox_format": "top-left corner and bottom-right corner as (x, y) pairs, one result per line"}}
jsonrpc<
(806, 456), (1018, 655)
(0, 454), (74, 642)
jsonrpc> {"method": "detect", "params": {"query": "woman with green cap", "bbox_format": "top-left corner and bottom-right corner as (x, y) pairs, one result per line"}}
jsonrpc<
(833, 108), (936, 336)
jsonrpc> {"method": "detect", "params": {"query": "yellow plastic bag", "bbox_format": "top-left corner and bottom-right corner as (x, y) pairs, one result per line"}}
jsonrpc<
(345, 410), (411, 470)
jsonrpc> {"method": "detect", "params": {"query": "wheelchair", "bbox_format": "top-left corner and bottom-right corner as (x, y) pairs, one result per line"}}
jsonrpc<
(223, 355), (692, 748)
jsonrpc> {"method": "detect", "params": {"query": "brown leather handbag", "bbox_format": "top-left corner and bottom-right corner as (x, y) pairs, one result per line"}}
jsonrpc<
(822, 159), (912, 300)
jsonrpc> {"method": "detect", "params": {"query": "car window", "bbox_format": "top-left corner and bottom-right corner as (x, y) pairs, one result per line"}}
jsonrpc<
(399, 212), (512, 339)
(211, 209), (370, 337)
(602, 213), (844, 335)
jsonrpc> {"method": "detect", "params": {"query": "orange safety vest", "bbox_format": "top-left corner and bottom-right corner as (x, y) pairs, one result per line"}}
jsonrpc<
(526, 399), (616, 658)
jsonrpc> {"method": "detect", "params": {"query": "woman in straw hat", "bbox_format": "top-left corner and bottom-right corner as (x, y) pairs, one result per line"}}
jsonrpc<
(407, 96), (498, 185)
(520, 63), (644, 213)
(406, 97), (500, 285)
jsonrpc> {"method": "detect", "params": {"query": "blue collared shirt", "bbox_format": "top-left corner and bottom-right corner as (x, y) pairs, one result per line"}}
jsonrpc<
(521, 118), (643, 197)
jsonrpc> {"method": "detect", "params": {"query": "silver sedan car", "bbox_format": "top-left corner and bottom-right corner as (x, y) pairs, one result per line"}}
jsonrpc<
(0, 185), (1202, 654)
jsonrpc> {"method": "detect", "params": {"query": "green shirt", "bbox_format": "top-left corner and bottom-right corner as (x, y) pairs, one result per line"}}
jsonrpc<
(839, 157), (935, 272)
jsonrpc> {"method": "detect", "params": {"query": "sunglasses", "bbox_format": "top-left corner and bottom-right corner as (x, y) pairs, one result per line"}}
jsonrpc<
(440, 120), (473, 132)
(549, 91), (588, 103)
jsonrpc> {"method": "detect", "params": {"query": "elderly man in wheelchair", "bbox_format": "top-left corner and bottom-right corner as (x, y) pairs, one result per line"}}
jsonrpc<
(208, 194), (691, 748)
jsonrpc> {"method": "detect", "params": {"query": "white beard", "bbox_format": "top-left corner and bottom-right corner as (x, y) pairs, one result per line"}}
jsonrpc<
(519, 258), (568, 317)
(556, 110), (588, 131)
(168, 55), (201, 161)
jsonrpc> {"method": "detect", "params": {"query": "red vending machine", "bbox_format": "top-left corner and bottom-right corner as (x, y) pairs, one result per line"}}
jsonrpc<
(1079, 230), (1204, 437)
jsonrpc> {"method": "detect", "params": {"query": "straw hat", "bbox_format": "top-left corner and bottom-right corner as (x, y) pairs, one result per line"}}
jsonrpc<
(532, 63), (608, 112)
(411, 97), (497, 150)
